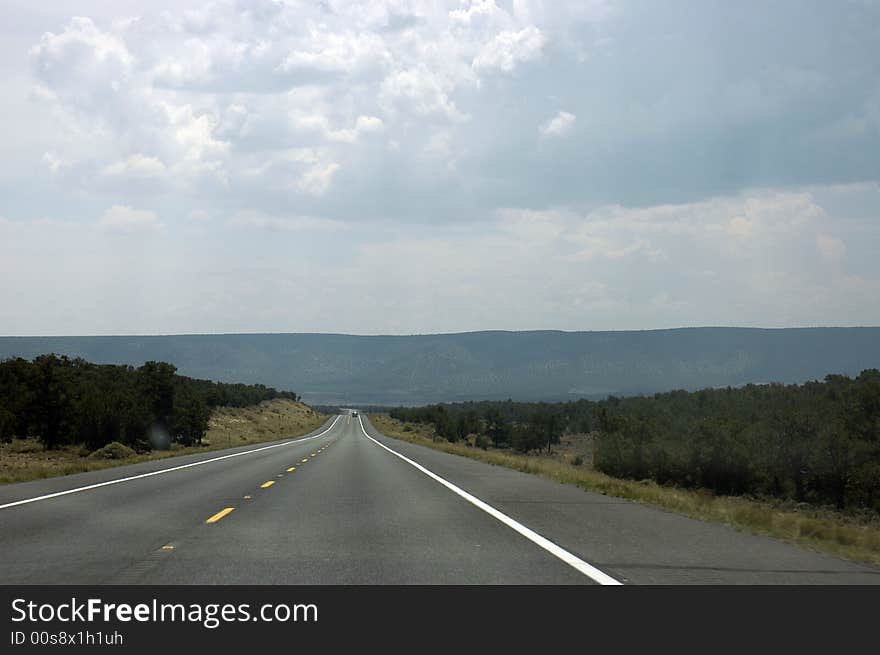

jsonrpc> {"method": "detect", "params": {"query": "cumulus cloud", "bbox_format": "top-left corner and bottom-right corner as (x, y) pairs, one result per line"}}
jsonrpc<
(277, 30), (391, 77)
(380, 67), (467, 122)
(4, 1), (880, 334)
(539, 111), (576, 137)
(290, 113), (384, 144)
(101, 154), (166, 179)
(472, 26), (546, 73)
(22, 1), (880, 223)
(98, 205), (163, 233)
(29, 16), (133, 113)
(294, 162), (341, 196)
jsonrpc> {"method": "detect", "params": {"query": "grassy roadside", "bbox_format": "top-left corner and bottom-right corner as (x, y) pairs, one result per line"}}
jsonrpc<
(0, 399), (327, 485)
(369, 414), (880, 568)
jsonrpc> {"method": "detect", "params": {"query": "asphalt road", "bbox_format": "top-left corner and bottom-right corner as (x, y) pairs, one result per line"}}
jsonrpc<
(0, 413), (878, 584)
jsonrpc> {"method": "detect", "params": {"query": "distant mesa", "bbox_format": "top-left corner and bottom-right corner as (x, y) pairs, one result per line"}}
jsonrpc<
(1, 327), (879, 405)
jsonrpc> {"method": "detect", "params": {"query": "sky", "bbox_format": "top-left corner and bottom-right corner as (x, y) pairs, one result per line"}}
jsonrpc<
(1, 0), (879, 336)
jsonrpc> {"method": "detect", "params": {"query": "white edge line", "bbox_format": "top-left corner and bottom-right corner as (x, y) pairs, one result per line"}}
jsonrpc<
(0, 415), (343, 511)
(357, 414), (622, 586)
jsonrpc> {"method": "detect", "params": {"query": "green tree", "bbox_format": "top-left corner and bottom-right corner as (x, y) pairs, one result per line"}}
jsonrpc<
(171, 385), (211, 446)
(138, 361), (177, 430)
(485, 406), (512, 447)
(31, 354), (75, 448)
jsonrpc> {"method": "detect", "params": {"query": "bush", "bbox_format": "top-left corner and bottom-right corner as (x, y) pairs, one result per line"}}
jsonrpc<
(572, 455), (584, 466)
(88, 441), (136, 460)
(9, 439), (43, 454)
(475, 434), (491, 450)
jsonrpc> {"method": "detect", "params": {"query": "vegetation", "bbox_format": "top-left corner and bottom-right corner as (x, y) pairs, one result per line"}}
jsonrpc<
(389, 370), (880, 515)
(0, 354), (301, 452)
(88, 441), (136, 460)
(371, 414), (880, 567)
(0, 398), (325, 485)
(203, 398), (325, 449)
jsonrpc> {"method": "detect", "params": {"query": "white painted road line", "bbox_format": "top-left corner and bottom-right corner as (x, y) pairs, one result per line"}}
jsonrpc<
(0, 415), (343, 511)
(357, 415), (622, 586)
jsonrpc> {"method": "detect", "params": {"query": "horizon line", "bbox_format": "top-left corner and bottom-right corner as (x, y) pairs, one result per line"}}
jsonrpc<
(2, 325), (879, 339)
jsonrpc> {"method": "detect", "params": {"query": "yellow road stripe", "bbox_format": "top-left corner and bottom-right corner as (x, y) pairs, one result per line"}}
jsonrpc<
(243, 495), (252, 499)
(161, 545), (175, 550)
(301, 458), (309, 463)
(206, 507), (235, 523)
(260, 480), (275, 488)
(287, 467), (296, 472)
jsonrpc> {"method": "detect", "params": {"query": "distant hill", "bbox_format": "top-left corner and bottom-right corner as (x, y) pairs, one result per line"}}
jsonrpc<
(1, 328), (879, 405)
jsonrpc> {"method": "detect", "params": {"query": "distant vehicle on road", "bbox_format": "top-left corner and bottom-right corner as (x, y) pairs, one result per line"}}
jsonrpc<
(351, 410), (358, 417)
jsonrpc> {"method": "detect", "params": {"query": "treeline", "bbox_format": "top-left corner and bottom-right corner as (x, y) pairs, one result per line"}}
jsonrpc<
(0, 354), (299, 450)
(389, 370), (880, 512)
(390, 400), (586, 453)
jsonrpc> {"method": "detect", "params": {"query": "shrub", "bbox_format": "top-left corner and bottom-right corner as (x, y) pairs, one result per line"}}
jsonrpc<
(88, 441), (136, 460)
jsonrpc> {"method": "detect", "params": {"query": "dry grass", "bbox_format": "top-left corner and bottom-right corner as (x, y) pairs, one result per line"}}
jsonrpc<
(370, 414), (880, 569)
(0, 399), (327, 485)
(203, 398), (326, 448)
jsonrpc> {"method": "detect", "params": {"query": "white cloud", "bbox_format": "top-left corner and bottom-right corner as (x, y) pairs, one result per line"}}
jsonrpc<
(277, 30), (390, 77)
(164, 103), (228, 162)
(539, 111), (576, 137)
(727, 216), (753, 238)
(188, 209), (210, 222)
(5, 1), (880, 335)
(30, 16), (133, 108)
(290, 113), (385, 144)
(98, 205), (163, 233)
(355, 115), (384, 133)
(294, 162), (341, 196)
(226, 211), (345, 232)
(3, 184), (880, 334)
(472, 26), (546, 73)
(816, 234), (846, 262)
(43, 152), (68, 174)
(380, 68), (467, 122)
(450, 1), (506, 27)
(101, 154), (166, 179)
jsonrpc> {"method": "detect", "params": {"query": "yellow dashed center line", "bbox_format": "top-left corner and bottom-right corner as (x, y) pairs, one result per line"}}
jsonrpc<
(287, 467), (296, 472)
(206, 507), (235, 523)
(301, 458), (309, 463)
(161, 545), (175, 550)
(243, 495), (252, 499)
(260, 480), (275, 488)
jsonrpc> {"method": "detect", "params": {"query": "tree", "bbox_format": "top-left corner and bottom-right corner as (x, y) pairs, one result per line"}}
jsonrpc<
(485, 407), (512, 447)
(511, 424), (545, 453)
(31, 354), (75, 448)
(171, 385), (211, 446)
(0, 403), (14, 442)
(138, 361), (177, 430)
(532, 406), (563, 453)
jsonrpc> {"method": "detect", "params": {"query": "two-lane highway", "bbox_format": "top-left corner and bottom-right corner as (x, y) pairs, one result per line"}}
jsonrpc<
(1, 414), (878, 584)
